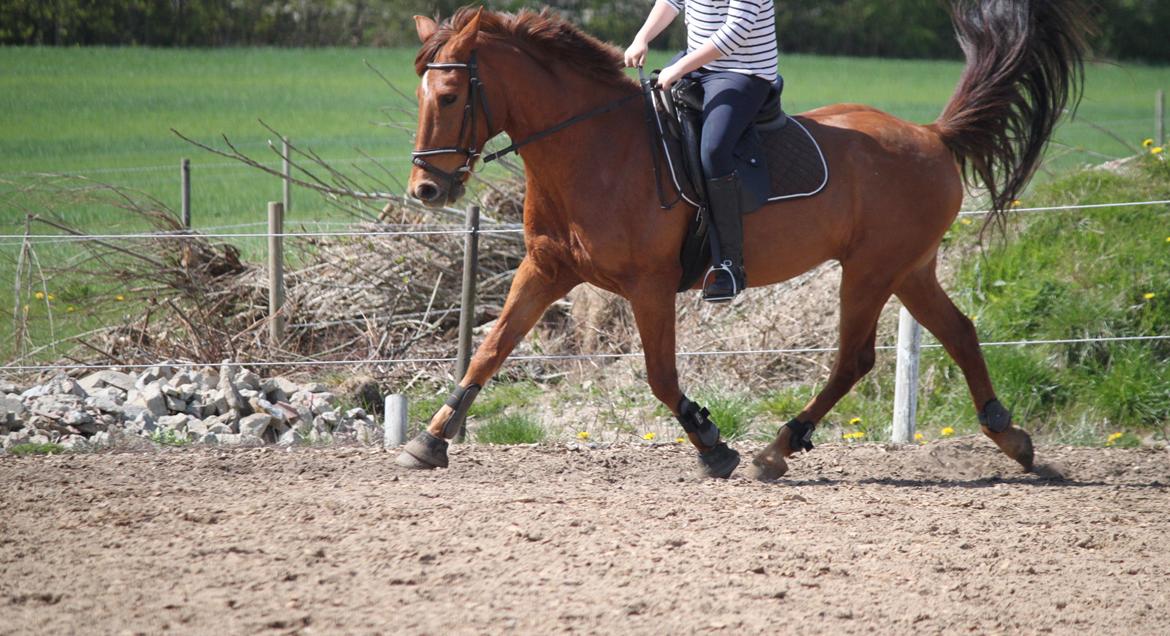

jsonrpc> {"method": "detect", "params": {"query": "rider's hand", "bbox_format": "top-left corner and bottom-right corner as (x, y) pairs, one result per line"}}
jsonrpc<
(658, 62), (685, 91)
(624, 38), (648, 68)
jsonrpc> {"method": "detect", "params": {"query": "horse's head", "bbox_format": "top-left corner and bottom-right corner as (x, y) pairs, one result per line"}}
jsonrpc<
(409, 10), (495, 207)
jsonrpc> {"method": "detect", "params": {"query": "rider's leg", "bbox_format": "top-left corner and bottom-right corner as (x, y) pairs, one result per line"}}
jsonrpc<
(697, 71), (771, 302)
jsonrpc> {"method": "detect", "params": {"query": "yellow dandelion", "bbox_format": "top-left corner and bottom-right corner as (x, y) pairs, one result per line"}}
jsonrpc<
(848, 417), (862, 426)
(115, 294), (125, 301)
(1142, 138), (1154, 148)
(1165, 236), (1170, 243)
(576, 431), (590, 440)
(1153, 147), (1165, 155)
(642, 432), (656, 441)
(940, 427), (955, 437)
(47, 294), (54, 301)
(675, 436), (686, 444)
(914, 432), (925, 443)
(1143, 292), (1156, 300)
(1011, 199), (1022, 208)
(960, 218), (973, 225)
(66, 306), (76, 313)
(34, 291), (44, 300)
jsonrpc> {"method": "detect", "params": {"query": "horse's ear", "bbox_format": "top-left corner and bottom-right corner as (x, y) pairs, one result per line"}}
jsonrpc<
(414, 16), (438, 43)
(446, 7), (484, 57)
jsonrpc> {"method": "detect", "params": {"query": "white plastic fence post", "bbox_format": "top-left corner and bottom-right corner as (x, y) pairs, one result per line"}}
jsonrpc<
(384, 394), (408, 447)
(892, 306), (921, 444)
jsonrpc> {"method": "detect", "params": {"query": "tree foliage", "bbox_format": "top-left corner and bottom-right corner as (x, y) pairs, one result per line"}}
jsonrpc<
(1, 0), (1166, 63)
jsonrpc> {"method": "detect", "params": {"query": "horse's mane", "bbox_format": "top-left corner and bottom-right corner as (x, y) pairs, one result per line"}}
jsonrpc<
(414, 7), (634, 89)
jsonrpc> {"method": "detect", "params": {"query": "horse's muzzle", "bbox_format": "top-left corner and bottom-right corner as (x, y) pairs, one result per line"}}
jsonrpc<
(410, 180), (465, 208)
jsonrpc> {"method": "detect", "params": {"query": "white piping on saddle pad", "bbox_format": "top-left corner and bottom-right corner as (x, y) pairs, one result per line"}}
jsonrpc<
(764, 117), (829, 203)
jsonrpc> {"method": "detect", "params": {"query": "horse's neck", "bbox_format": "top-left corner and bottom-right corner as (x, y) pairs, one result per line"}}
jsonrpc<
(491, 54), (643, 214)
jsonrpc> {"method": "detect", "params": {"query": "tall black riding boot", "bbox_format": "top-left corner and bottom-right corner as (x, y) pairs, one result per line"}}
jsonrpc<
(702, 172), (747, 303)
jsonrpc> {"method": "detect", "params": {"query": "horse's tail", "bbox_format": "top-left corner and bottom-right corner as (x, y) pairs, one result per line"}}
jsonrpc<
(934, 0), (1092, 225)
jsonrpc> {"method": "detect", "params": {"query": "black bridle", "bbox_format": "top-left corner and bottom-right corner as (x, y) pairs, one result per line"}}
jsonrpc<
(411, 50), (643, 191)
(410, 51), (496, 193)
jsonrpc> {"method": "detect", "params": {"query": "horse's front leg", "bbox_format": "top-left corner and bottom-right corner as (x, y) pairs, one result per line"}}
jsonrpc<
(629, 286), (741, 479)
(397, 256), (579, 469)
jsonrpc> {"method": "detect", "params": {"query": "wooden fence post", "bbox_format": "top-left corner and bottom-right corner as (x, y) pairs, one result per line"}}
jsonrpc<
(1157, 90), (1165, 147)
(180, 158), (191, 228)
(892, 306), (921, 444)
(268, 201), (285, 345)
(454, 204), (480, 441)
(282, 137), (291, 215)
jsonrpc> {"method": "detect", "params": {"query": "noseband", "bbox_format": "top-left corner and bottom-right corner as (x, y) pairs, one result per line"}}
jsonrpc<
(411, 51), (497, 192)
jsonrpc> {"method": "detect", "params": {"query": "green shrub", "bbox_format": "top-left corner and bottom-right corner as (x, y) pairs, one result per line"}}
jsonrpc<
(688, 390), (756, 441)
(473, 413), (546, 445)
(8, 442), (65, 456)
(149, 429), (189, 447)
(468, 381), (541, 419)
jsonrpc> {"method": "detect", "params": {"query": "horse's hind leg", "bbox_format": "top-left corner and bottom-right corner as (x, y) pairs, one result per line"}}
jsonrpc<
(894, 261), (1034, 471)
(751, 266), (892, 480)
(396, 257), (579, 469)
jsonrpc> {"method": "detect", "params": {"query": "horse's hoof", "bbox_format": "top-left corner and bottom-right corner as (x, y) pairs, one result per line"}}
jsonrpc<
(395, 431), (449, 469)
(749, 445), (789, 481)
(698, 443), (740, 479)
(983, 425), (1034, 472)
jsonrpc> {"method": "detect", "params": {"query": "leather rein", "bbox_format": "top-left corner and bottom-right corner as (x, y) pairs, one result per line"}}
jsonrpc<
(411, 50), (643, 189)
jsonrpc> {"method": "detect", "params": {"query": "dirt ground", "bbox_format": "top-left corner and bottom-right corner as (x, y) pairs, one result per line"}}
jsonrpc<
(2, 439), (1168, 635)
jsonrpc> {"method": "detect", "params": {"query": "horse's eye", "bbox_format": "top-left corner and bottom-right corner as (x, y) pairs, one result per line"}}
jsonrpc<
(440, 94), (458, 107)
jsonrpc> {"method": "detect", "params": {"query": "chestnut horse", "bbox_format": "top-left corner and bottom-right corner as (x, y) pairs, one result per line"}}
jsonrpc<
(396, 1), (1090, 479)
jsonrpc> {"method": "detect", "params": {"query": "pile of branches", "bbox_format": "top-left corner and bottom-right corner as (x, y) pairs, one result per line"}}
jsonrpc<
(2, 159), (536, 385)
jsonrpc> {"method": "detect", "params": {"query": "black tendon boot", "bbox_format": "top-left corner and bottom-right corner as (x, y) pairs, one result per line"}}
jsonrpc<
(702, 172), (747, 303)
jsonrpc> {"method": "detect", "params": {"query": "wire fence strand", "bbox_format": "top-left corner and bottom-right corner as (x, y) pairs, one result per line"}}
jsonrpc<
(2, 198), (1167, 246)
(4, 334), (1167, 374)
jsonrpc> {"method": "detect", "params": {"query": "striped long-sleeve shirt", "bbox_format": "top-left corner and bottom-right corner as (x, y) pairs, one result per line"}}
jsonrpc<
(663, 0), (778, 82)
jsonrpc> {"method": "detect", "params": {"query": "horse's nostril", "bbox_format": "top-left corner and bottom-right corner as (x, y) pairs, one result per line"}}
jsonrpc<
(415, 182), (440, 202)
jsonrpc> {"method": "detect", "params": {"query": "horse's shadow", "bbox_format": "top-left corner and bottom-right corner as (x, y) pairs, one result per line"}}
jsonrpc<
(771, 475), (1168, 490)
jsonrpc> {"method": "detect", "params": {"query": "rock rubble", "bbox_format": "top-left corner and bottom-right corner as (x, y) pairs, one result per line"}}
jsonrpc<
(1, 364), (383, 451)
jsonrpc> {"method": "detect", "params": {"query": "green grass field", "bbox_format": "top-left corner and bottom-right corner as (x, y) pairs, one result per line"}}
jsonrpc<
(1, 46), (1168, 236)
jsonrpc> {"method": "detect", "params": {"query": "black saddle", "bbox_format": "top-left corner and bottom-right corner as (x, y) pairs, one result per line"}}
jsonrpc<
(646, 74), (829, 292)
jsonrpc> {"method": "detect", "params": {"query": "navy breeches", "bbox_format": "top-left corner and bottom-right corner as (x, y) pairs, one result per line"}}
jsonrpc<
(697, 70), (772, 178)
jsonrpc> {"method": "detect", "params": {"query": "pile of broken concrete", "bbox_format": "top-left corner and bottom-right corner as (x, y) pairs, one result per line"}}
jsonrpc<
(1, 363), (383, 452)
